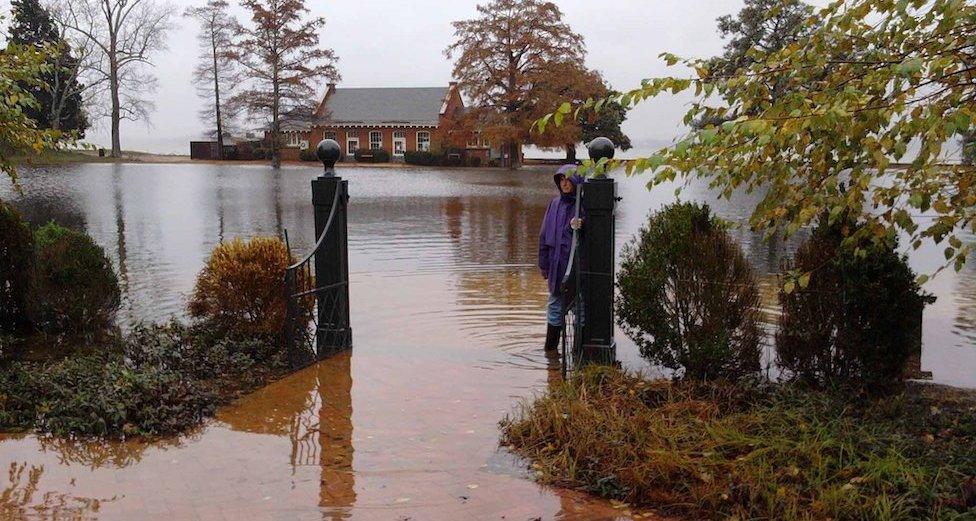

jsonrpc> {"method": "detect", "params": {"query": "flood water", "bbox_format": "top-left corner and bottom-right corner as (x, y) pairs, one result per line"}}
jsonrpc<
(1, 163), (974, 520)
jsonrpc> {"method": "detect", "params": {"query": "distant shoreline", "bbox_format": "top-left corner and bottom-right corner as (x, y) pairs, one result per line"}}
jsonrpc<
(16, 149), (946, 172)
(15, 149), (554, 169)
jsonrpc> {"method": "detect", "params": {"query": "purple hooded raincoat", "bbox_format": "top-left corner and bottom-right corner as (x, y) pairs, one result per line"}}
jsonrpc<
(538, 164), (583, 296)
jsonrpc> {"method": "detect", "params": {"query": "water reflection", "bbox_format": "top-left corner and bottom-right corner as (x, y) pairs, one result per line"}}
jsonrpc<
(1, 462), (112, 519)
(954, 254), (976, 347)
(219, 352), (355, 518)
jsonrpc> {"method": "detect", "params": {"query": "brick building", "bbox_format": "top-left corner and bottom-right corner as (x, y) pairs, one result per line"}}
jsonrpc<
(279, 82), (496, 163)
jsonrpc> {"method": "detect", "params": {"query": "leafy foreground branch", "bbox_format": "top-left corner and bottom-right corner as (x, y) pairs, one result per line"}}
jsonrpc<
(0, 321), (287, 438)
(501, 366), (976, 520)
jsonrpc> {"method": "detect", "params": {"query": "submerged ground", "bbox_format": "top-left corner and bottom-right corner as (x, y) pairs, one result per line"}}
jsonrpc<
(0, 163), (973, 519)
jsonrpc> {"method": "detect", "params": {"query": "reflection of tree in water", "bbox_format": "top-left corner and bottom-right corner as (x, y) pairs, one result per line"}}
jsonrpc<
(443, 196), (548, 266)
(0, 462), (113, 519)
(443, 196), (550, 351)
(219, 352), (355, 518)
(953, 253), (976, 346)
(111, 166), (133, 323)
(35, 431), (191, 470)
(7, 193), (87, 231)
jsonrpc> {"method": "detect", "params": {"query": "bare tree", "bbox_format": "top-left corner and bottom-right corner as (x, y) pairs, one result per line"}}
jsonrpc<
(184, 0), (239, 160)
(55, 0), (176, 157)
(445, 0), (584, 169)
(230, 0), (339, 168)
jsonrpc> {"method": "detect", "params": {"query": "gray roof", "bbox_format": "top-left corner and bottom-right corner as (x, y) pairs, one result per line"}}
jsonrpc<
(318, 87), (449, 126)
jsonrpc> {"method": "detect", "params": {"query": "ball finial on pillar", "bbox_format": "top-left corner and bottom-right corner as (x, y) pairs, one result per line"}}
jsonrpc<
(587, 137), (615, 162)
(316, 139), (341, 177)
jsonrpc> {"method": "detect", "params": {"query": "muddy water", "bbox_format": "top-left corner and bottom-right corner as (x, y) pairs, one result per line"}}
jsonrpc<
(1, 163), (974, 520)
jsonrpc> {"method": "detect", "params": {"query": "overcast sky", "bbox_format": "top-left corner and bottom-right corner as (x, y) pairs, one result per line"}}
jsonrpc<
(30, 1), (791, 154)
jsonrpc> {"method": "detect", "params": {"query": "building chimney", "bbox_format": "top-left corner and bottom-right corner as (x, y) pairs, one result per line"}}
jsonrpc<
(449, 81), (458, 88)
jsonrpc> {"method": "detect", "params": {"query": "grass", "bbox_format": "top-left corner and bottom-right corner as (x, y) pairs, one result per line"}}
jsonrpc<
(10, 148), (192, 166)
(501, 366), (976, 520)
(10, 149), (110, 165)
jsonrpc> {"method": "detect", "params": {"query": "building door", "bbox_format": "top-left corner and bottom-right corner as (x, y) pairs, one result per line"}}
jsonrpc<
(346, 137), (359, 156)
(393, 131), (406, 157)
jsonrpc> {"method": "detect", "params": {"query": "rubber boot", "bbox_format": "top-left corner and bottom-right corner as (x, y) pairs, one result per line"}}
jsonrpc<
(544, 324), (561, 351)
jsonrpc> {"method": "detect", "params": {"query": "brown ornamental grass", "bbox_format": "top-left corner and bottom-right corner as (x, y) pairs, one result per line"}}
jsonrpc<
(502, 366), (976, 520)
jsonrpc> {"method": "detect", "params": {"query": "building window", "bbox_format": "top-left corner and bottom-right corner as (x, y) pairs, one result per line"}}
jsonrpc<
(286, 132), (302, 147)
(467, 131), (489, 148)
(393, 130), (406, 156)
(417, 131), (431, 152)
(324, 131), (337, 141)
(369, 131), (383, 150)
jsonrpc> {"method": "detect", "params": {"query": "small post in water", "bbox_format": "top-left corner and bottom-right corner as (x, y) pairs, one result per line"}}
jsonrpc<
(578, 137), (617, 365)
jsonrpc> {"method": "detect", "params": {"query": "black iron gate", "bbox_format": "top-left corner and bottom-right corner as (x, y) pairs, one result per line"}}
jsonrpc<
(283, 140), (352, 371)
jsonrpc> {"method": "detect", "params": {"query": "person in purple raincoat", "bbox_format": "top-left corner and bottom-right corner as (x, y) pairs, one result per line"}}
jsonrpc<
(538, 164), (583, 351)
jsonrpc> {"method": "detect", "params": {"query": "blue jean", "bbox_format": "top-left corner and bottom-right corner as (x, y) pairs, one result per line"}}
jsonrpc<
(546, 293), (565, 327)
(547, 292), (584, 327)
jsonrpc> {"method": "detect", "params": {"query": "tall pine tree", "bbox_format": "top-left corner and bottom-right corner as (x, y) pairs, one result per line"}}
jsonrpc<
(8, 0), (89, 136)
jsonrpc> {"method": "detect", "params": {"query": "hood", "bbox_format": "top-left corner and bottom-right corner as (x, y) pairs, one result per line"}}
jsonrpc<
(553, 164), (583, 193)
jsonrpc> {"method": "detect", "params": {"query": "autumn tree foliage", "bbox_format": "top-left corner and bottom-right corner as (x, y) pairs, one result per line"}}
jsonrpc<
(528, 61), (631, 161)
(528, 61), (604, 161)
(544, 0), (976, 280)
(230, 0), (339, 169)
(446, 0), (584, 169)
(184, 0), (240, 159)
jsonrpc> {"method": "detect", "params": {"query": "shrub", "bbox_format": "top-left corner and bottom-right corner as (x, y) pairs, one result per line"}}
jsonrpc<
(617, 202), (762, 380)
(0, 202), (33, 330)
(299, 148), (318, 162)
(0, 352), (215, 437)
(354, 148), (390, 163)
(0, 321), (283, 437)
(404, 150), (437, 165)
(442, 154), (463, 167)
(188, 236), (296, 341)
(403, 150), (473, 166)
(27, 223), (120, 334)
(776, 223), (933, 393)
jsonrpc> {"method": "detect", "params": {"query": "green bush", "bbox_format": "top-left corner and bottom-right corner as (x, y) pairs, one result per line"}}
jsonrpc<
(776, 222), (933, 393)
(299, 148), (317, 162)
(0, 202), (33, 331)
(354, 148), (390, 163)
(404, 150), (471, 166)
(617, 202), (762, 381)
(27, 223), (120, 334)
(404, 150), (438, 165)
